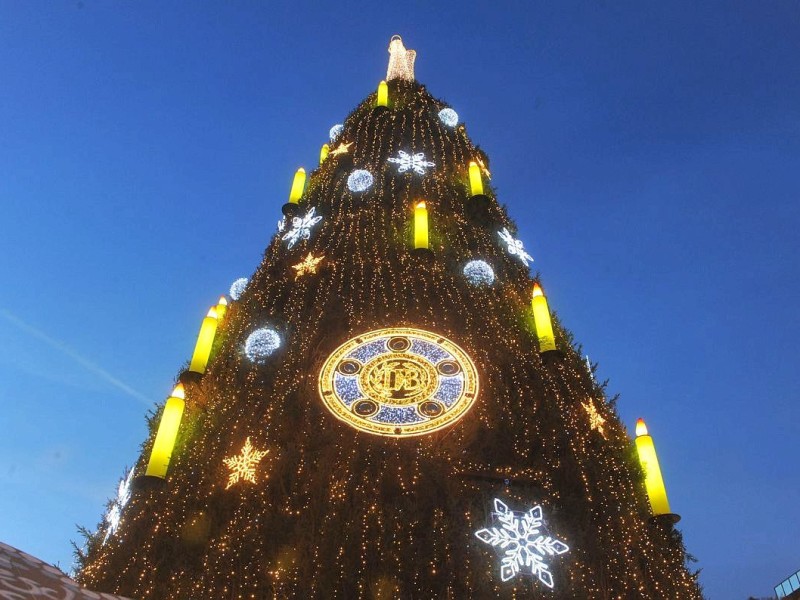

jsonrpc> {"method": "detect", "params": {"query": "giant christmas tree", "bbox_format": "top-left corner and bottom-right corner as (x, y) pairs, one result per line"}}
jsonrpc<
(77, 37), (702, 599)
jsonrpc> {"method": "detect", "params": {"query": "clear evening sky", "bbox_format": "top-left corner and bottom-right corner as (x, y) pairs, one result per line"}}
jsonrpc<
(1, 3), (798, 598)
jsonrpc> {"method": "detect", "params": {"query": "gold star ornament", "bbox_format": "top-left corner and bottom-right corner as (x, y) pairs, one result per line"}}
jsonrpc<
(582, 399), (607, 438)
(292, 253), (325, 279)
(329, 142), (353, 157)
(223, 437), (268, 490)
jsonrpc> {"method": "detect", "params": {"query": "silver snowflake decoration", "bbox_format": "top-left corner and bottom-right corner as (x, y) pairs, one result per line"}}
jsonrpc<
(103, 467), (134, 543)
(281, 207), (322, 249)
(475, 498), (570, 588)
(498, 227), (534, 266)
(387, 150), (435, 175)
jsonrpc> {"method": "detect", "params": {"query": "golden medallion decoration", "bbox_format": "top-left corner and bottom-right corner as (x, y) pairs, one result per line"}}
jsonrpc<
(318, 327), (479, 437)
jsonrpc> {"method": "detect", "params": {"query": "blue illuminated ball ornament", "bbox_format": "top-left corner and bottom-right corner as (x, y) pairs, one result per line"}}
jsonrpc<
(347, 169), (374, 192)
(245, 328), (281, 364)
(329, 124), (344, 143)
(463, 260), (495, 286)
(438, 108), (459, 128)
(230, 278), (248, 300)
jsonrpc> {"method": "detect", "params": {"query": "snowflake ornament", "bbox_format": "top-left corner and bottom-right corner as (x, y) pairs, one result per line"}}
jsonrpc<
(281, 207), (323, 249)
(498, 228), (534, 266)
(387, 150), (435, 176)
(475, 498), (570, 588)
(223, 437), (269, 489)
(103, 467), (134, 543)
(582, 399), (607, 438)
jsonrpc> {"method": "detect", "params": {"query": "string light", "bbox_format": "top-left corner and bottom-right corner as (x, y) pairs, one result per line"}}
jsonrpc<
(78, 39), (702, 600)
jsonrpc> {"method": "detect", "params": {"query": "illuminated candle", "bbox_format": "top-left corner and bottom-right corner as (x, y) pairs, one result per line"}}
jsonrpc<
(145, 384), (186, 479)
(414, 201), (429, 250)
(288, 168), (306, 205)
(189, 308), (218, 374)
(319, 143), (330, 164)
(468, 161), (484, 196)
(635, 418), (672, 517)
(531, 283), (557, 353)
(376, 80), (389, 107)
(215, 296), (228, 321)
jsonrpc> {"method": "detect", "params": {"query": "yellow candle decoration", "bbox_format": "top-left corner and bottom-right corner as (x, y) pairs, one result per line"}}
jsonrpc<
(215, 296), (228, 321)
(145, 384), (186, 479)
(288, 168), (306, 204)
(531, 283), (557, 352)
(189, 307), (219, 374)
(319, 143), (330, 164)
(414, 201), (429, 250)
(468, 161), (484, 196)
(635, 418), (672, 516)
(376, 80), (389, 107)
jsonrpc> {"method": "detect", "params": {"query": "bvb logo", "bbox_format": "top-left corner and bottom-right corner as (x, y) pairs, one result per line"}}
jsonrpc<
(360, 354), (438, 405)
(318, 327), (479, 437)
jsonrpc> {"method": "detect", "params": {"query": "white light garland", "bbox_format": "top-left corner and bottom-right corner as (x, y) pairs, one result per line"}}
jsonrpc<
(498, 228), (534, 266)
(329, 124), (343, 143)
(463, 260), (495, 286)
(438, 108), (459, 127)
(281, 207), (323, 249)
(103, 467), (134, 543)
(347, 169), (374, 192)
(475, 498), (570, 588)
(387, 150), (435, 176)
(229, 278), (248, 301)
(245, 328), (281, 363)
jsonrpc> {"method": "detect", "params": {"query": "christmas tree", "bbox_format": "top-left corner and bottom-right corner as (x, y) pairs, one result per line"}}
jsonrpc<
(77, 36), (702, 599)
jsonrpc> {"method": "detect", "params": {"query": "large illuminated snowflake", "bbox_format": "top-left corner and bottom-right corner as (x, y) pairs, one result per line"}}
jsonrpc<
(103, 467), (134, 543)
(475, 498), (570, 588)
(498, 228), (534, 266)
(281, 207), (323, 248)
(223, 437), (269, 489)
(387, 150), (435, 175)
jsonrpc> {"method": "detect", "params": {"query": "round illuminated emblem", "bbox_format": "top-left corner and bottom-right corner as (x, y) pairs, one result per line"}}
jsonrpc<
(319, 328), (479, 437)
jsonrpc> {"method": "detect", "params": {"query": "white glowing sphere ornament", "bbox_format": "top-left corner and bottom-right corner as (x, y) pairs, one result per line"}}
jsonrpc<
(463, 260), (495, 286)
(245, 328), (281, 363)
(347, 169), (374, 192)
(230, 278), (248, 300)
(438, 108), (459, 127)
(329, 124), (344, 142)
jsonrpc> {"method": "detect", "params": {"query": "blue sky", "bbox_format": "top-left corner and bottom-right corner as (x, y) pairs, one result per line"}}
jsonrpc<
(0, 2), (798, 598)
